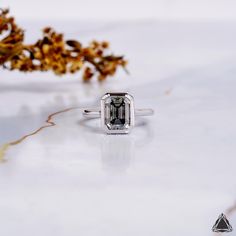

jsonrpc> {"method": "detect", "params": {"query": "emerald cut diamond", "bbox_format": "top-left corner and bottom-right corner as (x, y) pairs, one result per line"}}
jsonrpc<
(101, 93), (135, 134)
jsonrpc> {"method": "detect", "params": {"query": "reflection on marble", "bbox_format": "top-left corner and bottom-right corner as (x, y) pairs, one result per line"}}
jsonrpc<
(78, 115), (154, 173)
(0, 21), (236, 236)
(101, 135), (134, 173)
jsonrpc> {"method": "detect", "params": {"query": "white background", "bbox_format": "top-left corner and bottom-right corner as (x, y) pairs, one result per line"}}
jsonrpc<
(2, 0), (236, 21)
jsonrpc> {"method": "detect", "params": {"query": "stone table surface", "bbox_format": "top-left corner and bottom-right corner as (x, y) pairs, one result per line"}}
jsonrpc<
(0, 21), (236, 236)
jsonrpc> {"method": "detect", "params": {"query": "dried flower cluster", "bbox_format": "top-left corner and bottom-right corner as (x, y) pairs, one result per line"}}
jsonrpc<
(0, 9), (127, 81)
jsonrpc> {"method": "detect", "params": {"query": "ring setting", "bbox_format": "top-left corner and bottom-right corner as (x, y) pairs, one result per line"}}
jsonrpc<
(83, 92), (154, 134)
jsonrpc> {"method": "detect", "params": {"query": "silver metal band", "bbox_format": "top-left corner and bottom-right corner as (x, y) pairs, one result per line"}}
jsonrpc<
(135, 108), (154, 116)
(83, 108), (101, 118)
(83, 108), (154, 118)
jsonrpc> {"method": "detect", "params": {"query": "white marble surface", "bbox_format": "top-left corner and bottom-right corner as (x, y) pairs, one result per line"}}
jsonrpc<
(0, 21), (236, 236)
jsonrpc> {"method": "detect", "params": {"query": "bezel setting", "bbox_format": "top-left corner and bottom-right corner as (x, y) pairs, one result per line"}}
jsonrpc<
(101, 93), (135, 134)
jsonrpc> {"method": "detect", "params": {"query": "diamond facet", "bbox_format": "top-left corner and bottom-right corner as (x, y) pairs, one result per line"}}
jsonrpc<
(101, 93), (135, 134)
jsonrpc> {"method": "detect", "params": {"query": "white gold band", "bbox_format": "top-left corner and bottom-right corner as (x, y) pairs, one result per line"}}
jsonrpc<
(83, 108), (154, 118)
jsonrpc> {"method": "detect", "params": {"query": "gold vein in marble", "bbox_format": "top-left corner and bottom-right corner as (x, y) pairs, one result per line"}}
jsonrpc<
(0, 107), (78, 162)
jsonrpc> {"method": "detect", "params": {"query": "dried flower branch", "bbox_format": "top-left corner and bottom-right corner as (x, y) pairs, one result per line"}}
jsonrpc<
(0, 9), (127, 81)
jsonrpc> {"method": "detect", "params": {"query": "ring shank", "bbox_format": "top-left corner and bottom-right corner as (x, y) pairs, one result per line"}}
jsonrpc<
(135, 108), (154, 116)
(83, 108), (154, 118)
(83, 108), (100, 118)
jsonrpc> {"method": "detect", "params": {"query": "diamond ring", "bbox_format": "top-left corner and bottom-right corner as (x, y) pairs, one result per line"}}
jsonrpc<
(83, 92), (154, 134)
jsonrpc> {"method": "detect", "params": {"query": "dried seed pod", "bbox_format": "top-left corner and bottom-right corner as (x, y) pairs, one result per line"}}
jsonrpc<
(66, 40), (82, 50)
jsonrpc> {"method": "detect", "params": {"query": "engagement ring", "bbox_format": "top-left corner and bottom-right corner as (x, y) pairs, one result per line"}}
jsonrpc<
(83, 92), (154, 134)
